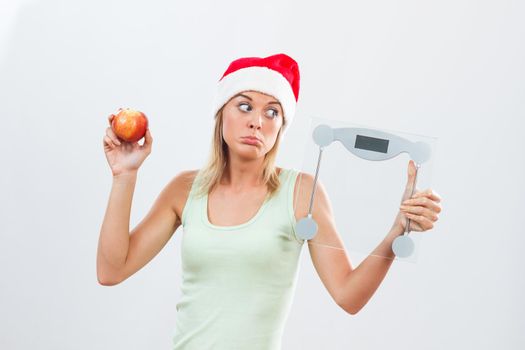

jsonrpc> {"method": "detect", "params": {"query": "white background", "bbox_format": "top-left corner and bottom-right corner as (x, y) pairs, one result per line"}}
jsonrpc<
(0, 0), (523, 349)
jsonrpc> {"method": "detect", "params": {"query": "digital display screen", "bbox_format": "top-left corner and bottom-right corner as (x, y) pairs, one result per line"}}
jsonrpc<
(355, 135), (389, 153)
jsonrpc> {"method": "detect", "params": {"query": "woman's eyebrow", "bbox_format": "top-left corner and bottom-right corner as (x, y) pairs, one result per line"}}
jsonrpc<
(235, 93), (281, 106)
(235, 93), (252, 100)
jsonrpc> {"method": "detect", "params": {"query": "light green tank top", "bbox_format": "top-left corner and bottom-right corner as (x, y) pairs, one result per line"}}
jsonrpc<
(171, 168), (305, 350)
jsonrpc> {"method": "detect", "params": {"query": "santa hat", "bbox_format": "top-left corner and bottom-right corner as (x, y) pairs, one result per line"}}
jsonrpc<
(212, 53), (300, 134)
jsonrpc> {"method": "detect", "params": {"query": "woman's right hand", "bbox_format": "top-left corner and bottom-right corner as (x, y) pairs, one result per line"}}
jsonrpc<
(103, 111), (153, 177)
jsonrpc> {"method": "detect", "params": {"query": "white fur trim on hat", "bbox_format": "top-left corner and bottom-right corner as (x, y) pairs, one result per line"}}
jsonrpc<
(212, 66), (296, 133)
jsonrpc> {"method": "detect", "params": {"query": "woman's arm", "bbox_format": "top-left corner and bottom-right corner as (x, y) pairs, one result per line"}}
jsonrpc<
(97, 171), (138, 285)
(335, 227), (401, 315)
(297, 169), (440, 315)
(96, 171), (190, 286)
(336, 163), (442, 314)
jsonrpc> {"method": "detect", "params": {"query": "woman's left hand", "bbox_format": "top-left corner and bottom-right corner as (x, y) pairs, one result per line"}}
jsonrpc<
(393, 160), (442, 233)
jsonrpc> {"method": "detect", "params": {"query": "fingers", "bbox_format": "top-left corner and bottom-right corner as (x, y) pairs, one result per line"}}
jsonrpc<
(104, 109), (127, 149)
(108, 112), (118, 126)
(145, 128), (152, 143)
(400, 189), (441, 231)
(400, 204), (439, 222)
(402, 211), (434, 230)
(108, 107), (124, 125)
(140, 128), (153, 151)
(401, 182), (416, 202)
(402, 196), (441, 214)
(103, 135), (117, 149)
(406, 160), (417, 180)
(404, 188), (441, 207)
(412, 188), (442, 203)
(105, 127), (121, 146)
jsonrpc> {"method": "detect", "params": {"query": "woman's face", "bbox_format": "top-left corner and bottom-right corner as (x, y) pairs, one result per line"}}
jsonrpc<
(221, 90), (284, 160)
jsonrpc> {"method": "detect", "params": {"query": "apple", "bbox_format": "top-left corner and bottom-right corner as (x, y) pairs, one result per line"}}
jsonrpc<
(111, 108), (148, 143)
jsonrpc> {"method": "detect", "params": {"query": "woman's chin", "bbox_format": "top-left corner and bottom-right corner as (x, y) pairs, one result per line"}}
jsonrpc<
(234, 146), (263, 159)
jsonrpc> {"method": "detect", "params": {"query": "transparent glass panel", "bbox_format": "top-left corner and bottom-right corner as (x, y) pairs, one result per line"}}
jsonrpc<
(292, 116), (437, 263)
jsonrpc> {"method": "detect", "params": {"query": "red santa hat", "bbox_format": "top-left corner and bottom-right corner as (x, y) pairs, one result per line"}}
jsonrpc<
(212, 53), (300, 134)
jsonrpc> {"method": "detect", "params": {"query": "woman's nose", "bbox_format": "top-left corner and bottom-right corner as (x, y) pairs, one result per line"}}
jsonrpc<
(249, 114), (263, 129)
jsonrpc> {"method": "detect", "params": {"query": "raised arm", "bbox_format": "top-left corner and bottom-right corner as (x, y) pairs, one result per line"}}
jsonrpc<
(293, 172), (354, 310)
(295, 172), (399, 314)
(96, 170), (196, 286)
(97, 110), (194, 286)
(297, 160), (441, 314)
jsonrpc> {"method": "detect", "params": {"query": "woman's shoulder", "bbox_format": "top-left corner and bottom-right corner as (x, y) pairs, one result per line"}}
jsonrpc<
(170, 169), (201, 220)
(277, 166), (303, 176)
(177, 168), (200, 182)
(276, 167), (314, 194)
(167, 169), (200, 191)
(278, 167), (312, 181)
(287, 169), (319, 220)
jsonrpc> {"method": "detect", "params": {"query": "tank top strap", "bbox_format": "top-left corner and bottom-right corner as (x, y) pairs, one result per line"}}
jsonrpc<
(286, 168), (304, 244)
(181, 169), (205, 228)
(271, 167), (303, 244)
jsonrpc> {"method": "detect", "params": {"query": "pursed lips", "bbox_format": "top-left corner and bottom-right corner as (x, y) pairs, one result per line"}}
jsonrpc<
(242, 136), (262, 144)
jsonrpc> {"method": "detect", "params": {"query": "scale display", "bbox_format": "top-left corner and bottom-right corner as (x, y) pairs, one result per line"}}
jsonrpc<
(355, 135), (389, 154)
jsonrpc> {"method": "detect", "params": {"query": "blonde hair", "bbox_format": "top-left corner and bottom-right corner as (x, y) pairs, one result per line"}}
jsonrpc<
(194, 104), (286, 199)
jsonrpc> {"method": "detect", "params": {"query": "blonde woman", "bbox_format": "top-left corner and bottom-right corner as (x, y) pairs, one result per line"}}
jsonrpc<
(97, 53), (442, 349)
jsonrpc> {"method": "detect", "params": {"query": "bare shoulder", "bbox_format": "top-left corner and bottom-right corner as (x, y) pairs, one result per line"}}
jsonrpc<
(292, 171), (315, 221)
(168, 169), (200, 225)
(292, 170), (333, 220)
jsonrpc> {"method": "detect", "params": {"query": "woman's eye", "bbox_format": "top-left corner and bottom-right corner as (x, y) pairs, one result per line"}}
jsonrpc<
(238, 103), (278, 118)
(266, 109), (279, 118)
(238, 103), (251, 112)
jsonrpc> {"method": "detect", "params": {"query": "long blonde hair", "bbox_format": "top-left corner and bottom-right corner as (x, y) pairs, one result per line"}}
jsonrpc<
(194, 104), (285, 199)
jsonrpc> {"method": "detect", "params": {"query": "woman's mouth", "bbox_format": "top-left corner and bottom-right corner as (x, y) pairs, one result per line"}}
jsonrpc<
(241, 137), (261, 145)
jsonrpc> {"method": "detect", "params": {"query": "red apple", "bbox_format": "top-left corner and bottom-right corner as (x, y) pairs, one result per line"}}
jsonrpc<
(111, 108), (148, 143)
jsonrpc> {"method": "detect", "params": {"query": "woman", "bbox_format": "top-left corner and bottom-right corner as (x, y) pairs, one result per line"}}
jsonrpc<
(97, 53), (442, 349)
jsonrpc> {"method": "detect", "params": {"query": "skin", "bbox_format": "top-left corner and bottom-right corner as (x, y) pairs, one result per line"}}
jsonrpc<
(100, 91), (443, 316)
(220, 90), (284, 190)
(205, 90), (287, 226)
(206, 90), (442, 314)
(301, 160), (442, 314)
